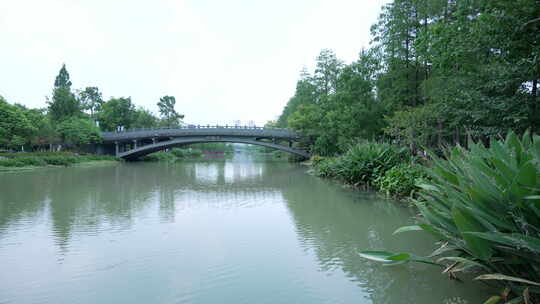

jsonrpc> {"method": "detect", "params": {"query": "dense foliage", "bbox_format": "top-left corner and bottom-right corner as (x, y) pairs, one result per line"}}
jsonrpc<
(277, 0), (540, 155)
(374, 163), (428, 197)
(313, 141), (411, 186)
(142, 147), (203, 161)
(360, 133), (540, 302)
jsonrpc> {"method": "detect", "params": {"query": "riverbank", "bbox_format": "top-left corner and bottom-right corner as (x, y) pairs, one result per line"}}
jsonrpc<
(0, 152), (120, 171)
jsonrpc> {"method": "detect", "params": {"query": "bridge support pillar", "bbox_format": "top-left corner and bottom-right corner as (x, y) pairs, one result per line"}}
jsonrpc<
(133, 140), (137, 149)
(115, 141), (119, 156)
(152, 138), (156, 144)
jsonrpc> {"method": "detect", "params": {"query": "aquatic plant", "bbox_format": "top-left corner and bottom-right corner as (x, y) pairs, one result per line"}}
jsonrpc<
(313, 141), (410, 186)
(374, 163), (428, 198)
(359, 132), (540, 303)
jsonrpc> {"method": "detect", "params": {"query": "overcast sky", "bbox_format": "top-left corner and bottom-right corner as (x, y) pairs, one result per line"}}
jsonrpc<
(0, 0), (389, 125)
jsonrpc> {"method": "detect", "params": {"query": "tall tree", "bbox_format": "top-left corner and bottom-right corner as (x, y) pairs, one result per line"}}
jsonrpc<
(48, 64), (80, 122)
(314, 49), (344, 96)
(157, 96), (184, 127)
(54, 64), (72, 89)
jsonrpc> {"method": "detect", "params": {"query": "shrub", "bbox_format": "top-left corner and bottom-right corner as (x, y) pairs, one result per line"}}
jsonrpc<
(359, 132), (540, 302)
(310, 155), (325, 165)
(0, 152), (120, 168)
(0, 158), (25, 167)
(313, 141), (411, 186)
(171, 148), (187, 158)
(374, 164), (428, 197)
(0, 151), (77, 158)
(16, 157), (47, 166)
(186, 149), (203, 157)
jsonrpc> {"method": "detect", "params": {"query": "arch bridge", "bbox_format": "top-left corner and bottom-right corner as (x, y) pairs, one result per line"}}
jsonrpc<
(97, 125), (310, 160)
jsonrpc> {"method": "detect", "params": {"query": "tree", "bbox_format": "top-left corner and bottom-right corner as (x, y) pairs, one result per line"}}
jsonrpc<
(16, 105), (58, 148)
(78, 87), (103, 120)
(56, 117), (101, 147)
(314, 49), (344, 96)
(48, 64), (80, 122)
(0, 96), (36, 150)
(157, 95), (184, 127)
(132, 107), (159, 129)
(98, 97), (136, 131)
(54, 64), (72, 89)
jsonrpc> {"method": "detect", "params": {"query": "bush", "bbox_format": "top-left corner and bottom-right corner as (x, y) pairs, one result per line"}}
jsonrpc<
(0, 151), (77, 158)
(164, 148), (203, 159)
(0, 158), (26, 167)
(313, 141), (411, 186)
(16, 157), (47, 166)
(374, 164), (428, 197)
(171, 148), (187, 158)
(359, 132), (540, 302)
(310, 155), (326, 165)
(0, 152), (120, 168)
(186, 149), (203, 157)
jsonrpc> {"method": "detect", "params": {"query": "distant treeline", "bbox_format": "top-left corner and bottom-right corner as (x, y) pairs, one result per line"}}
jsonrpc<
(0, 64), (183, 151)
(274, 0), (540, 155)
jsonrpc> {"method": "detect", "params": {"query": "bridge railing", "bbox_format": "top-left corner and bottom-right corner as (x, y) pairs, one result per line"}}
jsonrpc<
(101, 125), (290, 135)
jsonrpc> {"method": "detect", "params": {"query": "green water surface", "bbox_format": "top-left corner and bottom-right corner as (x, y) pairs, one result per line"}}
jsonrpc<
(0, 154), (490, 304)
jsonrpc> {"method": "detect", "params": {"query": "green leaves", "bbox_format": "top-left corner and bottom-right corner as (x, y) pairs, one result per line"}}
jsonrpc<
(452, 207), (492, 261)
(56, 117), (102, 146)
(475, 274), (540, 287)
(360, 132), (540, 300)
(358, 250), (441, 266)
(313, 141), (411, 187)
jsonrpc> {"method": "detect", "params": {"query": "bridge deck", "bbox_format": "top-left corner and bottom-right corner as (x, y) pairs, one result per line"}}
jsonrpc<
(102, 126), (301, 142)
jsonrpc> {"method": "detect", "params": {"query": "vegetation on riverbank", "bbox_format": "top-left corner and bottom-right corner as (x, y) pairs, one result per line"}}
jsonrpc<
(312, 141), (427, 198)
(0, 151), (119, 169)
(354, 133), (540, 303)
(142, 148), (204, 162)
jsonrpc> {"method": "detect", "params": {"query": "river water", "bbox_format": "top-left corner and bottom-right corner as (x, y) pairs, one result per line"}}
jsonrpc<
(0, 154), (491, 304)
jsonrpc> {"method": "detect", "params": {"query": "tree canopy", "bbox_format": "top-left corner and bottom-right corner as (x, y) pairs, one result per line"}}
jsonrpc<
(277, 0), (540, 155)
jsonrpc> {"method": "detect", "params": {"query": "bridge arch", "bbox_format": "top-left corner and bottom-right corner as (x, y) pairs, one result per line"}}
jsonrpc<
(117, 137), (310, 160)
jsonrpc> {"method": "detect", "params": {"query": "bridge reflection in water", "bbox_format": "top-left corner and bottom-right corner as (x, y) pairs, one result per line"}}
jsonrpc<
(97, 125), (310, 160)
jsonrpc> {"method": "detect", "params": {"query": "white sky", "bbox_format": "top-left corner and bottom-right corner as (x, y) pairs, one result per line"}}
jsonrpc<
(0, 0), (389, 125)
